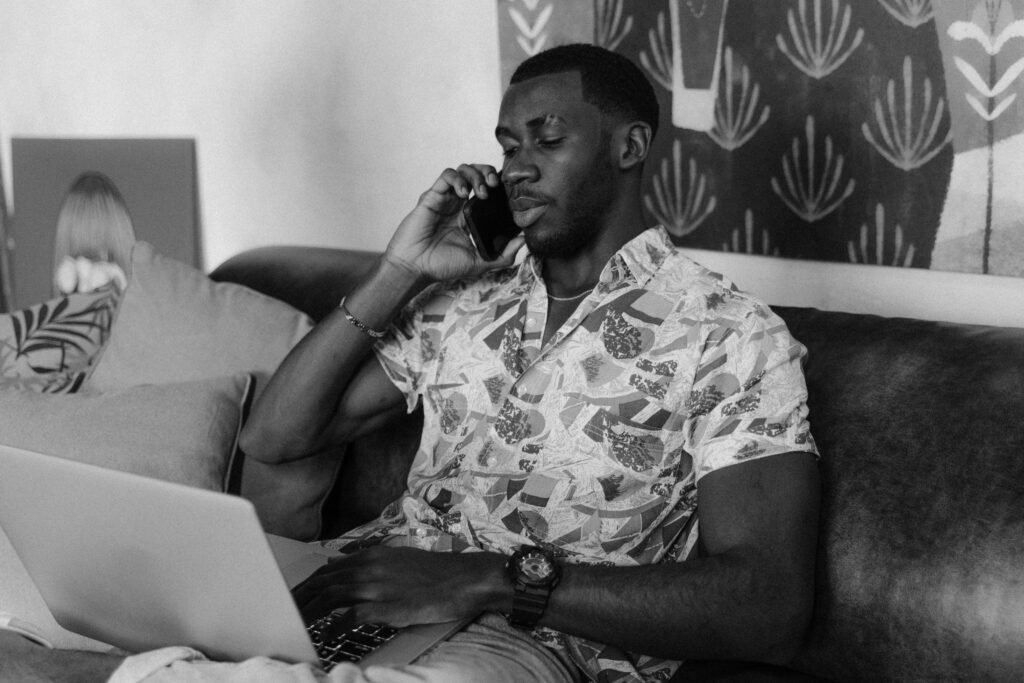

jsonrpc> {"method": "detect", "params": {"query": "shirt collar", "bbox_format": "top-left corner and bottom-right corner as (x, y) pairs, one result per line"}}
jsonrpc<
(519, 225), (674, 290)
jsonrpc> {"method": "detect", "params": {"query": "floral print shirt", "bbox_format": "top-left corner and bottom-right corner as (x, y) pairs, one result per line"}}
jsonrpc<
(327, 226), (817, 682)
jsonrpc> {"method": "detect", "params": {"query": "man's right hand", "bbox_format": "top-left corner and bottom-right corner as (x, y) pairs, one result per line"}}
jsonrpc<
(382, 164), (525, 285)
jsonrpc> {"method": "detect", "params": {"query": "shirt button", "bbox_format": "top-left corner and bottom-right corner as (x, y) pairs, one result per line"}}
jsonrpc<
(527, 317), (536, 326)
(487, 456), (499, 467)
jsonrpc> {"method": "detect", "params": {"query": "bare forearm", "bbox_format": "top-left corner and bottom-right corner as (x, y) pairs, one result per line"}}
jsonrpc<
(295, 546), (798, 661)
(443, 547), (810, 664)
(539, 553), (811, 663)
(240, 256), (426, 461)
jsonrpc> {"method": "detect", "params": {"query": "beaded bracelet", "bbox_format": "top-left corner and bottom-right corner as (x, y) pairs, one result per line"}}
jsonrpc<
(339, 297), (387, 339)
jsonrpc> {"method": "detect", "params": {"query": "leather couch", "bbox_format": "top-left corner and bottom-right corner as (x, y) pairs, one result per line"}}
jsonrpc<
(211, 246), (1024, 682)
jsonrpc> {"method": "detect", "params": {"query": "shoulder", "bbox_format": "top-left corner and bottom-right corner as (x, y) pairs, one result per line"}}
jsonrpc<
(655, 253), (776, 324)
(402, 264), (524, 320)
(645, 254), (803, 366)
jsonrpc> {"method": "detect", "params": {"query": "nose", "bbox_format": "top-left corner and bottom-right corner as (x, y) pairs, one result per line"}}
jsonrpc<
(502, 155), (539, 187)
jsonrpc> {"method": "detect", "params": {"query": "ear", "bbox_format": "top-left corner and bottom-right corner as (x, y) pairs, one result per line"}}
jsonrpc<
(617, 122), (652, 171)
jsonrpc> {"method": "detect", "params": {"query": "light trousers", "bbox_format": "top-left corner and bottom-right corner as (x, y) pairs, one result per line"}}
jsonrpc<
(115, 614), (580, 683)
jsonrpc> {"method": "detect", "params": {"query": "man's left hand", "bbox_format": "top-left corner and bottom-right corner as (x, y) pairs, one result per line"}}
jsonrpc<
(292, 546), (508, 637)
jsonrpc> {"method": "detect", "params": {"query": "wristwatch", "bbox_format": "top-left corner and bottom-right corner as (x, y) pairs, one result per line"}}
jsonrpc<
(505, 545), (561, 629)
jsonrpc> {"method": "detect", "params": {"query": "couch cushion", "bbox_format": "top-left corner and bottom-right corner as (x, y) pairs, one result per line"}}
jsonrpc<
(0, 373), (252, 490)
(87, 241), (313, 391)
(84, 241), (339, 540)
(0, 288), (118, 394)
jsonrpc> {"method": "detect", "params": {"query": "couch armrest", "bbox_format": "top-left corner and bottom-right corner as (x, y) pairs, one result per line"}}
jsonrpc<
(210, 245), (382, 322)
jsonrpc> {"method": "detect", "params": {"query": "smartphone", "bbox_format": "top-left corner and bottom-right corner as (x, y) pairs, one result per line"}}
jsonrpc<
(461, 180), (520, 261)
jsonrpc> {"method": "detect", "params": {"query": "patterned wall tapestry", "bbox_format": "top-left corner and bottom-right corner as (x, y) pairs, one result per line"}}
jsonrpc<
(497, 0), (1024, 277)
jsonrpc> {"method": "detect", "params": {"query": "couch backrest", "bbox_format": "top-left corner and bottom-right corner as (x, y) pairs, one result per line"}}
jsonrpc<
(212, 248), (1024, 681)
(773, 306), (1024, 681)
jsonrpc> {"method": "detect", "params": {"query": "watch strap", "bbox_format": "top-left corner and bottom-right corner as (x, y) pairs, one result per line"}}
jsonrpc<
(508, 582), (551, 628)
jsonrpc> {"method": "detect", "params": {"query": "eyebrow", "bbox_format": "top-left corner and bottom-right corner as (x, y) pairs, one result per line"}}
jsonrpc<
(495, 114), (566, 139)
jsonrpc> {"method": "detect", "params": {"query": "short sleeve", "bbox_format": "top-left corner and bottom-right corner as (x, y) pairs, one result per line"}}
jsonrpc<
(371, 283), (449, 414)
(684, 305), (817, 481)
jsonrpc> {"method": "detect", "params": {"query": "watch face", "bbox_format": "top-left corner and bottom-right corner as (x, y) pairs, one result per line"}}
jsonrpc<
(518, 552), (554, 583)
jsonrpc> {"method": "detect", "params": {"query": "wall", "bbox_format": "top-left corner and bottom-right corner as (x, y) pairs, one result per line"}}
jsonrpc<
(0, 0), (502, 269)
(1, 0), (1023, 328)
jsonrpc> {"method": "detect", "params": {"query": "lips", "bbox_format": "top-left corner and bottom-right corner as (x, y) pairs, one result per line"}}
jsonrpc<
(512, 206), (547, 229)
(509, 194), (548, 229)
(509, 194), (544, 210)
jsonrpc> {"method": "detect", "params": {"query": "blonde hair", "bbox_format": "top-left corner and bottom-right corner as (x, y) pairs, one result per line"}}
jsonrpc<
(52, 172), (136, 293)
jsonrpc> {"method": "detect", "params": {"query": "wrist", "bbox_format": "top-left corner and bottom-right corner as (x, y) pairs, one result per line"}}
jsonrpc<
(341, 256), (428, 332)
(469, 553), (515, 616)
(378, 250), (431, 292)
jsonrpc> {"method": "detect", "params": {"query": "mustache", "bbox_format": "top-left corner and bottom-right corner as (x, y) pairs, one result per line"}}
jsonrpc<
(507, 188), (548, 203)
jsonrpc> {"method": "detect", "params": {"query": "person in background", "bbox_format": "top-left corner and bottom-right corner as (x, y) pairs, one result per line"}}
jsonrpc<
(52, 171), (134, 296)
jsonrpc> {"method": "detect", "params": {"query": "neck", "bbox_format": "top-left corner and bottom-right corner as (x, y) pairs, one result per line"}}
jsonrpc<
(530, 259), (595, 302)
(540, 196), (647, 298)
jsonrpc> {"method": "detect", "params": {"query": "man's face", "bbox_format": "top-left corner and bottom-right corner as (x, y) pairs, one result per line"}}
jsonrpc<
(495, 71), (618, 259)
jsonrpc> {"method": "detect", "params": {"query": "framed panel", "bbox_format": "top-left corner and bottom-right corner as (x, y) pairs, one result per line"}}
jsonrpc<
(9, 138), (199, 309)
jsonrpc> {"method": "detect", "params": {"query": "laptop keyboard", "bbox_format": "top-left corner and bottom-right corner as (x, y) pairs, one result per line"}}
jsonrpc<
(307, 615), (400, 671)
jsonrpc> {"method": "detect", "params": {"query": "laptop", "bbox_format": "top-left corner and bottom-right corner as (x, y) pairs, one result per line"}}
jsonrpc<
(0, 444), (466, 669)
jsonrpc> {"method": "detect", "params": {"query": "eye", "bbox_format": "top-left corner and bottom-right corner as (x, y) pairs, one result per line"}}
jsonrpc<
(538, 137), (565, 149)
(501, 145), (518, 159)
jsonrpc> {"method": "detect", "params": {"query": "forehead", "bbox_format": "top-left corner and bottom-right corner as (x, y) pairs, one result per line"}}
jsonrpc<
(496, 71), (601, 134)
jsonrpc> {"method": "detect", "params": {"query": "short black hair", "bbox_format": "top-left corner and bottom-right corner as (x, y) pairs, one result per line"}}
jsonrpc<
(510, 43), (659, 139)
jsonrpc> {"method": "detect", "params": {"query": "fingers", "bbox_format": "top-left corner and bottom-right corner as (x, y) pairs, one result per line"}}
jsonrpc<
(296, 579), (405, 636)
(298, 583), (347, 624)
(291, 547), (401, 622)
(321, 607), (362, 641)
(320, 604), (397, 642)
(413, 164), (499, 222)
(291, 560), (364, 621)
(439, 164), (500, 201)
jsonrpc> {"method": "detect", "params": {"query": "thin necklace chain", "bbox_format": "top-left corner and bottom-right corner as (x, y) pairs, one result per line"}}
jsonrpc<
(549, 289), (592, 302)
(528, 258), (596, 302)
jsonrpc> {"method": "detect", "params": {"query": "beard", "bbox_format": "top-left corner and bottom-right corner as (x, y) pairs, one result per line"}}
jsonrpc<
(525, 155), (618, 259)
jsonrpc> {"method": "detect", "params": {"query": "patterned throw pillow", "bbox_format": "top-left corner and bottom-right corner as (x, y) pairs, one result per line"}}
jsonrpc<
(0, 288), (119, 394)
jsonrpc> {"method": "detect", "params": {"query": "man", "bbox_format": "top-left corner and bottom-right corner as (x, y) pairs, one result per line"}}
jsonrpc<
(1, 44), (819, 682)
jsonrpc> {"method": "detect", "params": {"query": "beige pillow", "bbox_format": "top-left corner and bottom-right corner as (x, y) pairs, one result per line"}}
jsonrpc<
(0, 374), (252, 490)
(83, 241), (339, 540)
(86, 241), (314, 391)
